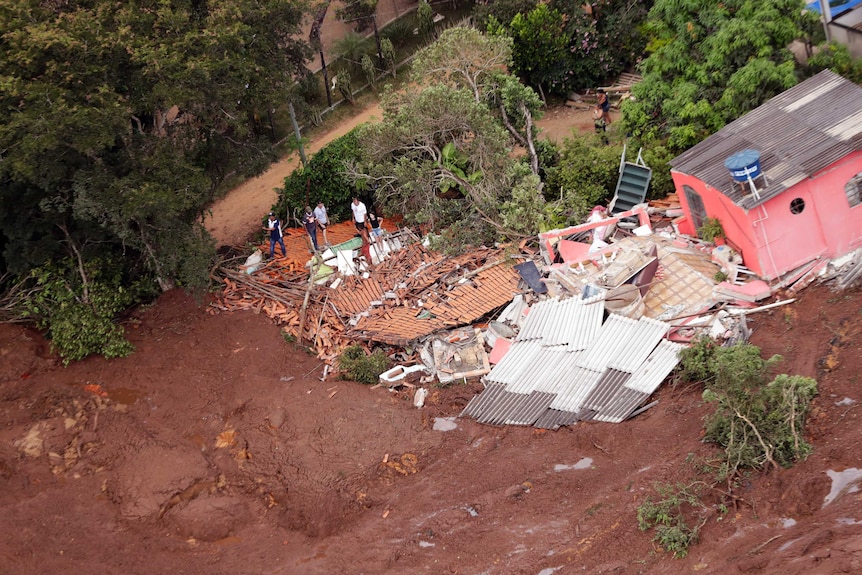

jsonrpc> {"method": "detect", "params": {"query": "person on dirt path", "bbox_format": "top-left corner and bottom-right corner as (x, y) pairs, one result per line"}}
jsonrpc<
(595, 88), (611, 125)
(351, 197), (369, 242)
(303, 206), (319, 252)
(314, 201), (330, 247)
(264, 212), (287, 259)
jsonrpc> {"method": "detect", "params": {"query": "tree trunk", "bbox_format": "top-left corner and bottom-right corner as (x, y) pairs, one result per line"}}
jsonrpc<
(521, 102), (539, 176)
(373, 18), (383, 65)
(320, 47), (333, 108)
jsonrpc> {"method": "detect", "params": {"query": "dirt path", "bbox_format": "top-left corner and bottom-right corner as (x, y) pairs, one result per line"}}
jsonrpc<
(206, 101), (608, 248)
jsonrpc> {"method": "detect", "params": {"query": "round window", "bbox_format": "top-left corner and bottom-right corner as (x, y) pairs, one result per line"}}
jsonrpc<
(790, 198), (805, 214)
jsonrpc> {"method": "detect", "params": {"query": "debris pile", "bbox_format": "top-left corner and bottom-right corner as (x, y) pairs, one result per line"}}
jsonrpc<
(211, 222), (524, 369)
(212, 195), (856, 428)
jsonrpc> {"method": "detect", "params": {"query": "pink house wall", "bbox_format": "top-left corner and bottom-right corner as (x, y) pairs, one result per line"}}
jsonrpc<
(671, 149), (862, 279)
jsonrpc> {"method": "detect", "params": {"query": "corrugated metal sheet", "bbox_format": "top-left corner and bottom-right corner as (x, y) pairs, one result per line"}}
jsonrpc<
(548, 366), (605, 412)
(460, 298), (682, 428)
(625, 340), (685, 394)
(461, 382), (506, 418)
(506, 346), (571, 394)
(580, 369), (632, 412)
(669, 70), (862, 210)
(592, 389), (650, 423)
(484, 340), (544, 387)
(534, 409), (579, 430)
(592, 341), (684, 423)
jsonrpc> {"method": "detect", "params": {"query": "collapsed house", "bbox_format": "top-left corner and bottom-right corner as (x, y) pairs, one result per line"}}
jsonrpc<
(213, 72), (862, 427)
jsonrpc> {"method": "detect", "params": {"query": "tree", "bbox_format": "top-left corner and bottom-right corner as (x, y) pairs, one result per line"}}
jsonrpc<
(310, 1), (334, 107)
(487, 0), (650, 97)
(336, 0), (383, 63)
(411, 27), (513, 103)
(410, 27), (543, 176)
(381, 38), (397, 78)
(0, 0), (311, 358)
(505, 4), (569, 101)
(473, 0), (538, 29)
(350, 85), (526, 241)
(276, 129), (363, 224)
(622, 0), (820, 151)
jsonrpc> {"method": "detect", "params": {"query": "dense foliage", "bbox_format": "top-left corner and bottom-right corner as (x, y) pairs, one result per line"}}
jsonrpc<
(484, 0), (650, 96)
(622, 0), (822, 152)
(276, 130), (364, 226)
(678, 338), (818, 481)
(0, 0), (311, 358)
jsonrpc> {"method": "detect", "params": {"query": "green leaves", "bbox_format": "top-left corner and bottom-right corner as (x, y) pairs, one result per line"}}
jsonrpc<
(22, 258), (148, 364)
(679, 338), (817, 479)
(623, 0), (820, 152)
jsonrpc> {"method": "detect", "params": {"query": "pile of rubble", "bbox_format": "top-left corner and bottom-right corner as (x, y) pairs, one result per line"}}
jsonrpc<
(211, 196), (859, 428)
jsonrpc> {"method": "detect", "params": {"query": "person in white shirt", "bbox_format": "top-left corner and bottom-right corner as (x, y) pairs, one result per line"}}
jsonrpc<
(351, 197), (368, 241)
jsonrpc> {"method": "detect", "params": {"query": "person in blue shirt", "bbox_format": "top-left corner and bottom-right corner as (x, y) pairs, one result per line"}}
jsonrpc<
(264, 212), (286, 259)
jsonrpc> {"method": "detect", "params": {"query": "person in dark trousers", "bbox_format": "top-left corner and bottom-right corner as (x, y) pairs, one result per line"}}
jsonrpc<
(302, 206), (319, 252)
(351, 197), (369, 243)
(264, 212), (286, 259)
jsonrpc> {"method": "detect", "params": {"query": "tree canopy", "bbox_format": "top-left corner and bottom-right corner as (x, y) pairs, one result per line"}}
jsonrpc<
(0, 0), (311, 360)
(484, 0), (650, 97)
(0, 0), (310, 283)
(622, 0), (821, 151)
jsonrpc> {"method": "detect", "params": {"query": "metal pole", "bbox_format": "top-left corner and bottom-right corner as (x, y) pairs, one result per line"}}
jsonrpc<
(819, 0), (831, 42)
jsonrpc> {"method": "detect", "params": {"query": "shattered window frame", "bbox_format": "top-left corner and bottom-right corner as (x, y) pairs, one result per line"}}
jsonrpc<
(683, 185), (707, 230)
(845, 173), (862, 208)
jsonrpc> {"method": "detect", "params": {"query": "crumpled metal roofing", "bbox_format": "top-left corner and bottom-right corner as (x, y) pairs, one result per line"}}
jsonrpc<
(461, 297), (685, 428)
(669, 69), (862, 210)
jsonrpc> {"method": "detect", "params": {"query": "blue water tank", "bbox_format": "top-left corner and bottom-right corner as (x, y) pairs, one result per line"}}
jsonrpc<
(724, 149), (762, 182)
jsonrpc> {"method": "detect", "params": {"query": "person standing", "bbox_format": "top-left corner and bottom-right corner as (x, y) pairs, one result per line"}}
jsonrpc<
(351, 197), (368, 241)
(595, 88), (612, 125)
(313, 201), (329, 247)
(368, 210), (384, 243)
(264, 212), (286, 259)
(302, 206), (319, 252)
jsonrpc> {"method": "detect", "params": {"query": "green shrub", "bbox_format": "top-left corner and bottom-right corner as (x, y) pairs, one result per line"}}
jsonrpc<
(677, 339), (817, 481)
(21, 258), (147, 364)
(275, 129), (363, 223)
(637, 482), (707, 558)
(703, 372), (817, 477)
(697, 217), (724, 242)
(381, 18), (414, 49)
(543, 135), (624, 220)
(338, 345), (391, 385)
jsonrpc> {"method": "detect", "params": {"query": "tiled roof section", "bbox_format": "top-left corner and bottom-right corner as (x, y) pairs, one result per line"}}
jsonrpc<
(669, 70), (862, 209)
(350, 261), (521, 345)
(329, 276), (385, 315)
(350, 306), (449, 347)
(460, 298), (683, 428)
(423, 265), (522, 324)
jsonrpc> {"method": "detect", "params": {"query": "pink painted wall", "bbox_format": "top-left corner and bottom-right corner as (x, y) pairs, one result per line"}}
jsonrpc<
(672, 149), (862, 279)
